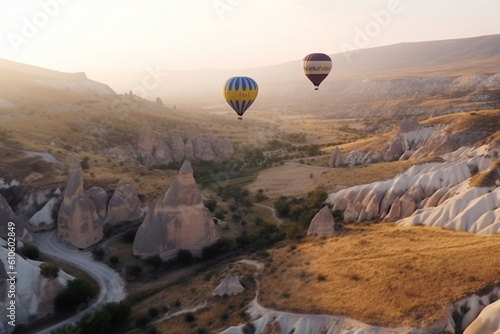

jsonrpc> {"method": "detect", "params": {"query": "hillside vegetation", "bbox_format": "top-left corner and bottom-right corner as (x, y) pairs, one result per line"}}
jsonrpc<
(259, 223), (500, 328)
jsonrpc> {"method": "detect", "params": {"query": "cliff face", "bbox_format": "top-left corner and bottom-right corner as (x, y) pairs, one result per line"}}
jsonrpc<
(133, 161), (219, 260)
(57, 157), (103, 249)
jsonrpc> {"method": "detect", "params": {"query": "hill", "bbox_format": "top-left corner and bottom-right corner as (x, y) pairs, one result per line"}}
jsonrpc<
(101, 35), (500, 119)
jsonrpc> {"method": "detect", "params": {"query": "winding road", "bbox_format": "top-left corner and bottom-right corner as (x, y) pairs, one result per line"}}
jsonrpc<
(253, 203), (282, 224)
(33, 231), (126, 334)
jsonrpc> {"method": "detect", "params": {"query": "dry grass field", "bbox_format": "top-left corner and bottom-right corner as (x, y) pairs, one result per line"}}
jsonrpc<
(246, 160), (415, 199)
(259, 223), (500, 328)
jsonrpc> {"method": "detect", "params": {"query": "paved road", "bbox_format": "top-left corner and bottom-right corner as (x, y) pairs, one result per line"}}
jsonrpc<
(33, 230), (126, 334)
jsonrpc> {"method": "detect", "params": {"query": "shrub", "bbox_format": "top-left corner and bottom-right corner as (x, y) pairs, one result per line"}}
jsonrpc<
(40, 263), (59, 279)
(184, 312), (195, 323)
(21, 244), (39, 260)
(55, 278), (97, 313)
(109, 255), (119, 265)
(135, 314), (150, 328)
(148, 307), (159, 318)
(317, 274), (326, 281)
(92, 247), (105, 261)
(204, 198), (217, 212)
(177, 249), (192, 266)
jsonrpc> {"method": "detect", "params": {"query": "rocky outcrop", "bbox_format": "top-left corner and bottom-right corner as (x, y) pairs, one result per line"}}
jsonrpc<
(0, 193), (32, 242)
(0, 245), (73, 332)
(137, 123), (155, 153)
(307, 206), (335, 235)
(212, 275), (245, 296)
(104, 126), (234, 166)
(86, 187), (108, 221)
(57, 157), (103, 249)
(328, 147), (343, 167)
(133, 161), (220, 260)
(105, 180), (144, 226)
(28, 189), (62, 232)
(464, 297), (500, 334)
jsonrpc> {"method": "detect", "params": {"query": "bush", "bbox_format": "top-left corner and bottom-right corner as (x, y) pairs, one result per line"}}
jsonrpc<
(144, 255), (163, 269)
(92, 247), (105, 261)
(55, 278), (97, 313)
(135, 314), (150, 328)
(21, 244), (39, 260)
(177, 249), (192, 266)
(184, 312), (195, 323)
(109, 255), (119, 265)
(40, 263), (59, 279)
(204, 199), (217, 212)
(148, 307), (159, 318)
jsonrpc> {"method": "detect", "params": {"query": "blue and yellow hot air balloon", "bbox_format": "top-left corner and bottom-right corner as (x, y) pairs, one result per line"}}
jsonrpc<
(223, 76), (258, 119)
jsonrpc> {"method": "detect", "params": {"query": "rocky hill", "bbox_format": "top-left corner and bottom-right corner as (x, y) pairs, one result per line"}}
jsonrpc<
(326, 110), (500, 236)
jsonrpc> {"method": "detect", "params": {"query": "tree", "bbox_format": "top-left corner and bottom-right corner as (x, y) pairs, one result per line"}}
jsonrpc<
(274, 196), (290, 217)
(55, 278), (97, 313)
(144, 255), (163, 271)
(109, 255), (119, 265)
(21, 244), (39, 260)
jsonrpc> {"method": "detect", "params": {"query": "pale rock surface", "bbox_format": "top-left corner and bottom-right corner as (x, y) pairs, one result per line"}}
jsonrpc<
(105, 180), (144, 226)
(464, 298), (500, 334)
(0, 245), (73, 333)
(86, 186), (108, 221)
(212, 275), (245, 296)
(29, 195), (59, 232)
(307, 206), (335, 235)
(57, 157), (103, 248)
(133, 161), (220, 260)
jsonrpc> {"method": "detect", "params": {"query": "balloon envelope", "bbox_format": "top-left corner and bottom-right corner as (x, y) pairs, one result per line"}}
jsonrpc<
(223, 76), (258, 118)
(302, 53), (332, 89)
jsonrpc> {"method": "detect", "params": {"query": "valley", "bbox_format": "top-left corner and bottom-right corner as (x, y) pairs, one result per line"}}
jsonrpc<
(1, 35), (500, 334)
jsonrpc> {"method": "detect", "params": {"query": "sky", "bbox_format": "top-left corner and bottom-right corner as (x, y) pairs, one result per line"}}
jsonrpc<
(1, 0), (500, 81)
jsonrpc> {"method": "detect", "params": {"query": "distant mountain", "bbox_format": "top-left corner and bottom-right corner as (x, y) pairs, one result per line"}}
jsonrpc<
(0, 58), (115, 113)
(105, 34), (500, 118)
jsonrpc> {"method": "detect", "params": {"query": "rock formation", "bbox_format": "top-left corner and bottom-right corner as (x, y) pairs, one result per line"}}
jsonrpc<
(307, 206), (335, 235)
(0, 245), (73, 332)
(86, 186), (108, 221)
(0, 193), (32, 242)
(328, 147), (343, 167)
(133, 161), (220, 260)
(104, 125), (234, 166)
(105, 180), (144, 226)
(212, 275), (245, 296)
(137, 123), (155, 153)
(464, 298), (500, 334)
(57, 157), (103, 249)
(28, 188), (61, 232)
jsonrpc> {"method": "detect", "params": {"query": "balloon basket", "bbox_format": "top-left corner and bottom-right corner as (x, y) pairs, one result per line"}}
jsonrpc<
(314, 87), (319, 90)
(238, 117), (243, 120)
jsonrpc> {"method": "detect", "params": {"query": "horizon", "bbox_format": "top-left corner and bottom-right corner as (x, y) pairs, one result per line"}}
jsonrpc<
(2, 0), (500, 80)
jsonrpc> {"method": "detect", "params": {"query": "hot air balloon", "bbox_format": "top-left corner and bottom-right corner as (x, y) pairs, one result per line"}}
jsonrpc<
(223, 76), (258, 120)
(302, 53), (332, 90)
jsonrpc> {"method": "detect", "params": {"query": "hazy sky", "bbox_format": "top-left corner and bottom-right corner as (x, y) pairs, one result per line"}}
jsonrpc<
(1, 0), (499, 80)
